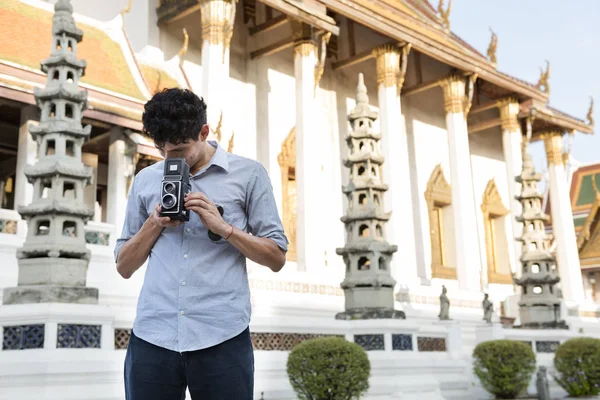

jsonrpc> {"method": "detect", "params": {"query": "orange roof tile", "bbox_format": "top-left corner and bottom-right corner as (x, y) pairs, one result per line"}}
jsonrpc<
(0, 0), (146, 101)
(139, 64), (183, 95)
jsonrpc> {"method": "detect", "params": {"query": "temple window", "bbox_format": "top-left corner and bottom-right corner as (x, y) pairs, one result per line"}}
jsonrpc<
(425, 164), (455, 279)
(277, 127), (296, 262)
(481, 179), (512, 284)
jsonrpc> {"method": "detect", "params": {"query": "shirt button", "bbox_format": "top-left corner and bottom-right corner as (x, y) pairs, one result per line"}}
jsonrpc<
(180, 310), (185, 315)
(181, 281), (186, 286)
(183, 254), (188, 259)
(186, 228), (191, 233)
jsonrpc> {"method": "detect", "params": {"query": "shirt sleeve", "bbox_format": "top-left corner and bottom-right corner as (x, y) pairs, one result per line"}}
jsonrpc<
(113, 175), (149, 263)
(246, 162), (289, 253)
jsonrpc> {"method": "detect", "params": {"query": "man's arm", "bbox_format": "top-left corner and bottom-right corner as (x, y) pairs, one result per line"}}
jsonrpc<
(114, 177), (183, 279)
(184, 163), (288, 272)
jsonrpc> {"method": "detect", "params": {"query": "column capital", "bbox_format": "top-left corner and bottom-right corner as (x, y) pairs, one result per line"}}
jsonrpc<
(497, 97), (520, 132)
(290, 19), (318, 51)
(372, 43), (411, 92)
(199, 0), (236, 48)
(540, 130), (564, 166)
(440, 73), (477, 115)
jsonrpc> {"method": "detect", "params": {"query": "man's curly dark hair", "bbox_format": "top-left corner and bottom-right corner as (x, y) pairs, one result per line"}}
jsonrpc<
(142, 88), (208, 150)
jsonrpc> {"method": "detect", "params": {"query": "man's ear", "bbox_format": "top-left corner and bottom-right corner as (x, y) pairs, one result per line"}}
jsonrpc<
(199, 124), (210, 141)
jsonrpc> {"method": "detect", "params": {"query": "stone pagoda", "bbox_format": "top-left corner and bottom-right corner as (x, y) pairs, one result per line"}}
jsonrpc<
(335, 73), (404, 320)
(3, 0), (98, 305)
(513, 140), (566, 329)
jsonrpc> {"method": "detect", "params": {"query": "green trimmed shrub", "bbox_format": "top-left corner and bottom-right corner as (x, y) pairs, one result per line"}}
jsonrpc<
(553, 337), (600, 397)
(473, 340), (536, 399)
(286, 336), (370, 400)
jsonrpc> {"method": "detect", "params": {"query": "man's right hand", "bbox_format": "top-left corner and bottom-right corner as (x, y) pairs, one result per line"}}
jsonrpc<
(150, 203), (184, 229)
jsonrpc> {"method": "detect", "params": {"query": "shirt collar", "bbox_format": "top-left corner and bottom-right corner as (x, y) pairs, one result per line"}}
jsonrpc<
(204, 139), (229, 173)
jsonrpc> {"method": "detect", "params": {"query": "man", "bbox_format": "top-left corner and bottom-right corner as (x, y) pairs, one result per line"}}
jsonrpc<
(114, 88), (288, 400)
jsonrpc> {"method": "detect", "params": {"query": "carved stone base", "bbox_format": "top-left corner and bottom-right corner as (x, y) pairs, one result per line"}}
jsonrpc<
(17, 258), (90, 286)
(3, 285), (99, 305)
(513, 320), (569, 330)
(335, 307), (406, 320)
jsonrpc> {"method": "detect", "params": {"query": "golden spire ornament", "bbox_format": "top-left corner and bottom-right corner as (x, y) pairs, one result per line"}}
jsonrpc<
(536, 60), (550, 94)
(487, 28), (497, 67)
(437, 0), (452, 32)
(587, 96), (594, 127)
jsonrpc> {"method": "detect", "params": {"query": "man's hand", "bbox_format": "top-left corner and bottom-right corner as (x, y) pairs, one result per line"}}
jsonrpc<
(184, 192), (230, 237)
(150, 203), (184, 229)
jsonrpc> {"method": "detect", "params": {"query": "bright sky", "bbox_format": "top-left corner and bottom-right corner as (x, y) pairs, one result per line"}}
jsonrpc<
(446, 0), (599, 174)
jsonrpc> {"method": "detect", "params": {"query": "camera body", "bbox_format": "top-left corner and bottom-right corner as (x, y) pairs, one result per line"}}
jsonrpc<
(159, 157), (191, 221)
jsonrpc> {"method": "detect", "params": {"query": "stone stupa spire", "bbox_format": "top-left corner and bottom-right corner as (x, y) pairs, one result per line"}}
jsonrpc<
(3, 0), (98, 305)
(335, 73), (404, 320)
(513, 139), (566, 329)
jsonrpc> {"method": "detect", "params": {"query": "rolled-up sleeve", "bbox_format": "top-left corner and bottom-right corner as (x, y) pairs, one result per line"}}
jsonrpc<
(113, 176), (149, 263)
(245, 163), (288, 253)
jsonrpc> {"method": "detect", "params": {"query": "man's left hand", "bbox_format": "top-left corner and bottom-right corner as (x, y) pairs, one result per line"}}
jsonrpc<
(184, 192), (230, 237)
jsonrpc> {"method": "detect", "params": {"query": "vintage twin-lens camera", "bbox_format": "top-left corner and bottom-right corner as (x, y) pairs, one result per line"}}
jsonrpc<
(159, 158), (191, 221)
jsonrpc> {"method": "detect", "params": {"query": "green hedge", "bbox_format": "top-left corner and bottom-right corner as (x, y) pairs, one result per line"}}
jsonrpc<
(286, 337), (370, 400)
(553, 337), (600, 397)
(473, 340), (536, 399)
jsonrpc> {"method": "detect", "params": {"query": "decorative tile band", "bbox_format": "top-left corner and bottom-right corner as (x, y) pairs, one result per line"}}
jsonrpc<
(248, 279), (344, 296)
(417, 336), (447, 352)
(535, 340), (560, 353)
(85, 231), (110, 246)
(2, 324), (44, 350)
(57, 324), (101, 348)
(0, 219), (18, 234)
(354, 334), (385, 351)
(396, 292), (481, 309)
(392, 333), (413, 351)
(250, 332), (343, 351)
(114, 328), (131, 350)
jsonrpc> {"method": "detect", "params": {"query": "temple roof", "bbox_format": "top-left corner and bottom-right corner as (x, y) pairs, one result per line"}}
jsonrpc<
(0, 0), (148, 101)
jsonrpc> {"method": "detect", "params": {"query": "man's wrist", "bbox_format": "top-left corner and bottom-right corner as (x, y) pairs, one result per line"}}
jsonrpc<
(216, 222), (233, 239)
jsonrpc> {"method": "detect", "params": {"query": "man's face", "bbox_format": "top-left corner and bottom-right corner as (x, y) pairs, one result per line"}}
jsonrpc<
(160, 139), (202, 167)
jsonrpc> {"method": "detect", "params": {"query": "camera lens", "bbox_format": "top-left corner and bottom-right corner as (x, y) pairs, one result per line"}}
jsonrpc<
(164, 182), (176, 193)
(161, 194), (177, 209)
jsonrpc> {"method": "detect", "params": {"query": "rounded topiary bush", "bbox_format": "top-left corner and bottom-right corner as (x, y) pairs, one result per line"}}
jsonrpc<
(553, 337), (600, 397)
(286, 336), (370, 400)
(473, 339), (536, 399)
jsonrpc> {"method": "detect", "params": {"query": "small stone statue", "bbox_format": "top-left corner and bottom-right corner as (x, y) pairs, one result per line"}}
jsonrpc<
(439, 285), (450, 320)
(482, 293), (493, 324)
(536, 366), (551, 400)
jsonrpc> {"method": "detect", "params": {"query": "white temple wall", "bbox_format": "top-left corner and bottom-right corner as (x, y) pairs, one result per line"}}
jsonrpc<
(469, 128), (516, 300)
(403, 87), (454, 289)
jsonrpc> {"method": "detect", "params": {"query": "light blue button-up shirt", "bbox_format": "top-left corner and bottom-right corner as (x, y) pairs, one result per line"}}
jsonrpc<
(114, 141), (288, 352)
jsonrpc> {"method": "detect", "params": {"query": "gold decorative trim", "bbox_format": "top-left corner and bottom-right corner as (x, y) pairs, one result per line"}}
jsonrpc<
(178, 28), (189, 66)
(536, 60), (550, 94)
(373, 44), (401, 89)
(294, 42), (317, 58)
(497, 97), (520, 132)
(424, 164), (455, 279)
(437, 0), (452, 32)
(120, 0), (133, 16)
(372, 43), (412, 94)
(440, 73), (477, 115)
(540, 131), (564, 166)
(278, 128), (297, 261)
(481, 179), (511, 284)
(314, 32), (332, 96)
(487, 28), (497, 67)
(200, 0), (237, 62)
(227, 131), (235, 152)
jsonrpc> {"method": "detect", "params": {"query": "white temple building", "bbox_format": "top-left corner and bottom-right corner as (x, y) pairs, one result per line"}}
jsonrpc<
(0, 0), (597, 399)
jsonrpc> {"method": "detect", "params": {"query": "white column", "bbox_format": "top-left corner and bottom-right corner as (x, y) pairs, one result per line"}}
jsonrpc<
(291, 21), (322, 273)
(372, 44), (418, 284)
(440, 74), (481, 291)
(200, 0), (235, 142)
(498, 98), (523, 274)
(14, 105), (39, 210)
(107, 127), (128, 236)
(543, 131), (585, 303)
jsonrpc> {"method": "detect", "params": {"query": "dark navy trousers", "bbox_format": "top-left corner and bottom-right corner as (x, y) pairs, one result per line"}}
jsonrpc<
(124, 327), (254, 400)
